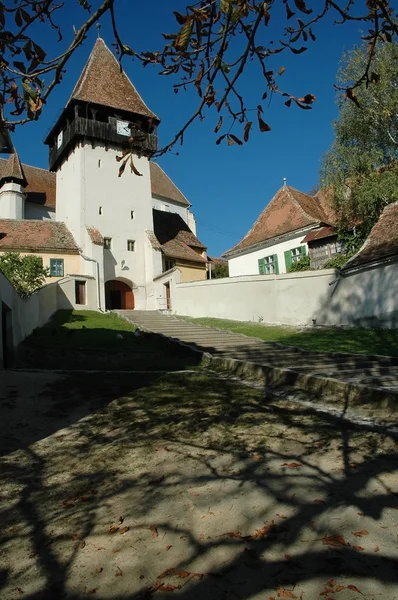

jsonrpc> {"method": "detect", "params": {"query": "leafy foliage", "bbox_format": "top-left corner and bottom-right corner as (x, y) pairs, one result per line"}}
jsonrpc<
(0, 1), (396, 158)
(323, 254), (350, 269)
(211, 262), (229, 279)
(321, 41), (398, 232)
(287, 255), (312, 272)
(0, 252), (49, 298)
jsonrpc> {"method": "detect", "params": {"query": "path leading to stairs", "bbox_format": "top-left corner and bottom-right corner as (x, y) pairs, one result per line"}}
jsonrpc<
(119, 311), (398, 400)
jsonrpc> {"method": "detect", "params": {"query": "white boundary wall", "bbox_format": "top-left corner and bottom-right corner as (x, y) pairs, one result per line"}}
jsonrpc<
(173, 262), (398, 328)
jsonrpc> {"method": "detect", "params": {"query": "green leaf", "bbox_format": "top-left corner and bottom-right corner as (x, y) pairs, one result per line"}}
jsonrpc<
(174, 18), (194, 51)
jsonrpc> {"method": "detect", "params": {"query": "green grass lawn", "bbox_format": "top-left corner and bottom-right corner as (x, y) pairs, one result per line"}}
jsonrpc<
(23, 310), (139, 350)
(179, 316), (398, 357)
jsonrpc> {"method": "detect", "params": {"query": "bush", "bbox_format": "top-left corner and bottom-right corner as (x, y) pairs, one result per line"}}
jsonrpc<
(211, 263), (229, 279)
(0, 252), (49, 298)
(323, 254), (350, 269)
(287, 256), (312, 272)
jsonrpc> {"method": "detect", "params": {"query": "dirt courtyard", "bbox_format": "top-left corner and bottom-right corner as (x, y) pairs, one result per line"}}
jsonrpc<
(0, 368), (397, 600)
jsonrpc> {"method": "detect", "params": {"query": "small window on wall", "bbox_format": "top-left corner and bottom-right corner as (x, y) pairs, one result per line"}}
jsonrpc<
(75, 280), (86, 305)
(50, 258), (64, 277)
(104, 237), (112, 250)
(130, 210), (135, 220)
(164, 259), (176, 272)
(284, 245), (306, 271)
(127, 240), (135, 252)
(99, 206), (102, 215)
(258, 254), (279, 275)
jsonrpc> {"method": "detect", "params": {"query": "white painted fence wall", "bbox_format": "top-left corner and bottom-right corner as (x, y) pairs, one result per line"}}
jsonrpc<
(173, 261), (398, 328)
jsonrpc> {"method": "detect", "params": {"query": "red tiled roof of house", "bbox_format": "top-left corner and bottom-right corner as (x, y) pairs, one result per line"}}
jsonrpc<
(343, 202), (398, 270)
(86, 226), (104, 246)
(153, 209), (207, 263)
(301, 226), (337, 243)
(225, 185), (335, 256)
(69, 38), (158, 121)
(0, 220), (79, 252)
(150, 162), (190, 206)
(0, 152), (27, 186)
(0, 158), (56, 208)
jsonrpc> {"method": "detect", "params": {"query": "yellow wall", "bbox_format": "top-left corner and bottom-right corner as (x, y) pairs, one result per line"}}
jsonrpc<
(177, 261), (207, 283)
(0, 250), (81, 284)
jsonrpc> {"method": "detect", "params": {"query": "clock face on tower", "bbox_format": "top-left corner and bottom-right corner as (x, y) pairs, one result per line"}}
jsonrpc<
(57, 130), (63, 149)
(116, 120), (131, 136)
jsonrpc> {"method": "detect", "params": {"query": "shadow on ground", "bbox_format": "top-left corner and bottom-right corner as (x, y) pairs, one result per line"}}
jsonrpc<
(0, 368), (397, 599)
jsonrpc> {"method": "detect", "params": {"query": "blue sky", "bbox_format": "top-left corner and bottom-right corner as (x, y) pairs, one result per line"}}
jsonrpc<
(11, 0), (362, 256)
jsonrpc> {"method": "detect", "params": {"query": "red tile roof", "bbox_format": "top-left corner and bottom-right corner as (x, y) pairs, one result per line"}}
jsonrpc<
(343, 202), (398, 270)
(86, 226), (104, 246)
(153, 209), (207, 263)
(301, 226), (337, 243)
(0, 152), (27, 186)
(0, 158), (56, 209)
(0, 220), (79, 252)
(225, 185), (334, 256)
(69, 38), (158, 121)
(150, 162), (190, 206)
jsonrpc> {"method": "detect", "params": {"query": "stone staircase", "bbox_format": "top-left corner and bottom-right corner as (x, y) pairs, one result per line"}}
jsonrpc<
(117, 311), (398, 399)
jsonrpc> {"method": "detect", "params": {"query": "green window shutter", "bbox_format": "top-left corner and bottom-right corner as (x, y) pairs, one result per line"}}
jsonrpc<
(258, 258), (265, 274)
(284, 250), (292, 272)
(274, 254), (279, 275)
(300, 245), (307, 257)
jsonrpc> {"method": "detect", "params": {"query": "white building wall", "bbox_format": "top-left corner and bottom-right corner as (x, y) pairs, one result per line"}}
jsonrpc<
(172, 261), (398, 328)
(25, 203), (55, 221)
(56, 142), (155, 309)
(0, 183), (25, 219)
(228, 231), (313, 277)
(151, 194), (188, 222)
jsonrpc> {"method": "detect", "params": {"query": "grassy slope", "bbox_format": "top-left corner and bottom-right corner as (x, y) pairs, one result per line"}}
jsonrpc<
(23, 310), (140, 350)
(179, 316), (398, 357)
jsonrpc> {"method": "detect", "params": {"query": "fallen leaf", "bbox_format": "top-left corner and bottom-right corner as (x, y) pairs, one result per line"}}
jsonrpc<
(80, 540), (86, 549)
(353, 545), (364, 552)
(165, 545), (173, 551)
(250, 452), (263, 460)
(95, 568), (103, 573)
(281, 462), (302, 468)
(357, 512), (364, 516)
(118, 516), (124, 524)
(71, 534), (81, 541)
(158, 584), (180, 591)
(347, 584), (361, 593)
(322, 535), (350, 548)
(149, 525), (159, 538)
(158, 568), (190, 579)
(115, 567), (123, 577)
(335, 585), (345, 592)
(276, 514), (288, 519)
(313, 498), (326, 504)
(209, 511), (215, 516)
(223, 531), (244, 539)
(112, 549), (121, 553)
(374, 545), (380, 552)
(253, 521), (275, 539)
(328, 580), (336, 588)
(284, 554), (291, 559)
(97, 546), (105, 551)
(109, 525), (119, 534)
(277, 588), (297, 598)
(352, 530), (368, 537)
(120, 526), (130, 534)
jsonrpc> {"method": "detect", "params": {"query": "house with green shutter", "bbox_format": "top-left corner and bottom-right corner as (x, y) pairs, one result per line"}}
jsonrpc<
(223, 182), (339, 276)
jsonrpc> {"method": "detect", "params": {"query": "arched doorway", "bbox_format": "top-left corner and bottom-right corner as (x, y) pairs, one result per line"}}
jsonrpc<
(105, 280), (135, 310)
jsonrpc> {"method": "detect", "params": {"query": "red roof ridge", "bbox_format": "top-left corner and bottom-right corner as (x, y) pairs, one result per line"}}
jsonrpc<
(68, 38), (159, 121)
(285, 185), (327, 224)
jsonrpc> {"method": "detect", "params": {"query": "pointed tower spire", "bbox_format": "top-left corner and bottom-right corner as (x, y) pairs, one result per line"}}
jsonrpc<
(68, 38), (158, 120)
(0, 151), (27, 187)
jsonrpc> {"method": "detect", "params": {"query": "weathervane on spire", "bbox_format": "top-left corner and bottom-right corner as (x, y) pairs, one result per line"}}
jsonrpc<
(283, 177), (287, 187)
(96, 22), (101, 38)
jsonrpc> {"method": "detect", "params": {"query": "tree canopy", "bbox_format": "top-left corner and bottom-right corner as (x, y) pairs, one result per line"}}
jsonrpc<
(0, 1), (397, 155)
(0, 252), (49, 297)
(320, 41), (398, 236)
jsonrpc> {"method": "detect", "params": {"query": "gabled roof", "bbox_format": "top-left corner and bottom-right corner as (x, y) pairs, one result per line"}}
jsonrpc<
(0, 152), (27, 186)
(153, 209), (207, 263)
(0, 158), (56, 208)
(69, 38), (158, 121)
(225, 185), (335, 256)
(0, 219), (79, 252)
(301, 225), (337, 243)
(343, 202), (398, 270)
(150, 162), (190, 206)
(86, 226), (104, 246)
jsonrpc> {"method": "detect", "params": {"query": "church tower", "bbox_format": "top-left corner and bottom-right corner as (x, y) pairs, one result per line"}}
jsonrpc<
(45, 38), (160, 310)
(0, 151), (27, 219)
